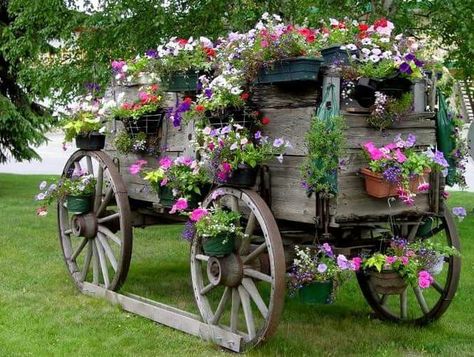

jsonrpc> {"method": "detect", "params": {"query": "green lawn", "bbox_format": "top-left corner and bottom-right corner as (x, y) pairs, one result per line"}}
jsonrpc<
(1, 173), (473, 356)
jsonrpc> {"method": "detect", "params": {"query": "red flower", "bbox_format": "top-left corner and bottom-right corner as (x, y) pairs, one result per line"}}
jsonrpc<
(358, 24), (369, 32)
(374, 18), (388, 29)
(240, 93), (250, 101)
(150, 84), (159, 92)
(195, 105), (205, 112)
(337, 22), (346, 29)
(298, 28), (315, 43)
(121, 102), (133, 110)
(261, 117), (270, 125)
(205, 47), (216, 57)
(285, 24), (294, 33)
(183, 97), (192, 104)
(177, 38), (188, 46)
(133, 103), (142, 110)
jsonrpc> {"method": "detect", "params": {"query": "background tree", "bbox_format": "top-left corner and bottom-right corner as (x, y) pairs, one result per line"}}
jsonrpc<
(0, 0), (472, 162)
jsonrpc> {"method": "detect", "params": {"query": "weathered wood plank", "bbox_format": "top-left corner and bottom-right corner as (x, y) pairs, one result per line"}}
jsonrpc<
(251, 83), (320, 108)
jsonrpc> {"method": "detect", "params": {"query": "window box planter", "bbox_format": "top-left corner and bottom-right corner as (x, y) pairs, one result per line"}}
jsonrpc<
(298, 280), (334, 304)
(321, 45), (357, 65)
(66, 195), (93, 214)
(75, 133), (105, 151)
(359, 168), (430, 199)
(369, 270), (407, 295)
(256, 57), (323, 84)
(163, 71), (200, 92)
(224, 165), (259, 188)
(120, 111), (164, 135)
(202, 232), (236, 257)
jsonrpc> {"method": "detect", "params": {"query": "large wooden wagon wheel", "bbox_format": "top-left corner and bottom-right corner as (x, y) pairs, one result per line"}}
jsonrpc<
(190, 187), (286, 351)
(58, 150), (132, 291)
(357, 206), (461, 324)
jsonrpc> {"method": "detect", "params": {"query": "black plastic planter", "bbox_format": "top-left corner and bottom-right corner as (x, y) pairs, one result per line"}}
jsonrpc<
(163, 71), (200, 92)
(352, 77), (379, 108)
(256, 57), (323, 84)
(321, 45), (357, 66)
(378, 75), (412, 98)
(122, 112), (164, 135)
(75, 133), (106, 151)
(225, 166), (259, 187)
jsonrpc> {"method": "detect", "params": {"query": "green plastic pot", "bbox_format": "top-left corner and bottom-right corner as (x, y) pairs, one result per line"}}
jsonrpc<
(163, 71), (200, 92)
(158, 186), (175, 207)
(298, 281), (334, 305)
(67, 195), (93, 214)
(256, 57), (323, 84)
(202, 233), (235, 257)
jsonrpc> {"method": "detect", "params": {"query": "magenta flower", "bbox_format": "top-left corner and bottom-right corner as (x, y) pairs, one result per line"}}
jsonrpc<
(169, 198), (188, 214)
(386, 256), (397, 265)
(394, 149), (407, 163)
(399, 256), (409, 265)
(190, 208), (208, 222)
(417, 182), (430, 192)
(351, 257), (362, 271)
(175, 156), (193, 166)
(363, 142), (384, 160)
(129, 159), (147, 175)
(159, 156), (173, 170)
(418, 270), (433, 289)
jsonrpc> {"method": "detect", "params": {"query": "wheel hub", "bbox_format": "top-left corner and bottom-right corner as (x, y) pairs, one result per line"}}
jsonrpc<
(206, 254), (243, 287)
(71, 213), (98, 239)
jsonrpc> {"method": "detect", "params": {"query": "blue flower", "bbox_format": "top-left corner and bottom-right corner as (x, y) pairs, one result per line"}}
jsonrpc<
(452, 207), (467, 221)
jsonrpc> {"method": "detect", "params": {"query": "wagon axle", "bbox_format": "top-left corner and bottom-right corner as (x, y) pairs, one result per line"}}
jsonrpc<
(71, 213), (98, 239)
(206, 254), (243, 288)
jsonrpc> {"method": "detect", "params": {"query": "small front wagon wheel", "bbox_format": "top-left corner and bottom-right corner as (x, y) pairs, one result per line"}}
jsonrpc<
(58, 150), (133, 291)
(190, 187), (285, 351)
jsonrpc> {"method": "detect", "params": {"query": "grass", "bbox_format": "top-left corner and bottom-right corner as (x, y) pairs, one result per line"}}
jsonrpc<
(0, 173), (474, 356)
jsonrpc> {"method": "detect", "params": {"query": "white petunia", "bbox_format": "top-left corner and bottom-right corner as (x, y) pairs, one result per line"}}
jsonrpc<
(369, 54), (380, 63)
(230, 87), (242, 95)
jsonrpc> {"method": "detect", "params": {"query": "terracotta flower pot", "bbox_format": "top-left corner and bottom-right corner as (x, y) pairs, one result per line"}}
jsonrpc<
(360, 168), (430, 198)
(369, 270), (407, 295)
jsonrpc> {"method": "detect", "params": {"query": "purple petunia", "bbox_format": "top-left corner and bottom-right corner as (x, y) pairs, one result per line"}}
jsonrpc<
(204, 88), (213, 99)
(452, 207), (467, 221)
(405, 53), (416, 62)
(399, 62), (413, 75)
(145, 49), (158, 58)
(317, 263), (328, 273)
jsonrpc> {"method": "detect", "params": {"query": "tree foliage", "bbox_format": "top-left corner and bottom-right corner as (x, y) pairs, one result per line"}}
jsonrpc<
(0, 0), (472, 162)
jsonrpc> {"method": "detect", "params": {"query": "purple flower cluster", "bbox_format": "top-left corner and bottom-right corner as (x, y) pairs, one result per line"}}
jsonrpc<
(167, 97), (192, 127)
(182, 220), (196, 242)
(382, 166), (402, 184)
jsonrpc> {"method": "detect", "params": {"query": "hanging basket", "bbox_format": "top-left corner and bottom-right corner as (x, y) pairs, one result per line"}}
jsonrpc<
(223, 165), (259, 188)
(121, 111), (164, 135)
(360, 168), (430, 198)
(298, 281), (334, 305)
(256, 57), (323, 84)
(75, 133), (105, 151)
(202, 233), (236, 257)
(163, 71), (200, 92)
(66, 195), (93, 214)
(369, 270), (407, 295)
(206, 107), (255, 130)
(321, 45), (357, 65)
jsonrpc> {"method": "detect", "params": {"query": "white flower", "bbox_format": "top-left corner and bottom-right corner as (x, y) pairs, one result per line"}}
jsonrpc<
(261, 12), (270, 20)
(39, 181), (47, 190)
(202, 127), (211, 135)
(230, 143), (238, 150)
(199, 36), (213, 48)
(273, 14), (282, 22)
(361, 38), (372, 45)
(346, 44), (357, 51)
(99, 126), (106, 133)
(184, 44), (194, 51)
(240, 138), (248, 145)
(277, 154), (283, 163)
(329, 18), (339, 26)
(361, 48), (371, 55)
(230, 87), (242, 95)
(371, 48), (382, 55)
(382, 51), (392, 59)
(369, 54), (380, 63)
(379, 37), (390, 43)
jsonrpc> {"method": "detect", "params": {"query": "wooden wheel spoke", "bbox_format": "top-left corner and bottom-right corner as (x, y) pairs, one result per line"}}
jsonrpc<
(86, 156), (93, 175)
(195, 254), (209, 262)
(63, 229), (72, 235)
(230, 288), (241, 332)
(238, 286), (256, 340)
(432, 280), (444, 294)
(243, 243), (267, 264)
(400, 289), (408, 319)
(71, 237), (88, 261)
(80, 241), (93, 282)
(242, 278), (268, 318)
(244, 268), (272, 283)
(210, 287), (231, 325)
(94, 239), (110, 288)
(230, 196), (239, 213)
(200, 283), (216, 296)
(379, 294), (388, 306)
(92, 241), (100, 285)
(97, 232), (118, 271)
(94, 166), (104, 211)
(97, 187), (114, 217)
(98, 225), (122, 246)
(239, 212), (256, 255)
(413, 286), (430, 314)
(97, 212), (120, 224)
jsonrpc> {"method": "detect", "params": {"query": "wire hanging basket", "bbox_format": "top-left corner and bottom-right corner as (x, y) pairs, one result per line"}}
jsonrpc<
(121, 111), (164, 135)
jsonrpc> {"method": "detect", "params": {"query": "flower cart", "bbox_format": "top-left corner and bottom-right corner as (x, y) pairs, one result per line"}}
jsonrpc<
(53, 15), (462, 353)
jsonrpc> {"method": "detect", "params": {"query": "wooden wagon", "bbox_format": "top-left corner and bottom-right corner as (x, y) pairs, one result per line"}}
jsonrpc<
(57, 70), (461, 352)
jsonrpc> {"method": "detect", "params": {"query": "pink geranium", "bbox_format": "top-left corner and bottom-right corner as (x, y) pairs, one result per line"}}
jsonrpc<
(169, 198), (188, 214)
(190, 208), (208, 222)
(418, 270), (433, 289)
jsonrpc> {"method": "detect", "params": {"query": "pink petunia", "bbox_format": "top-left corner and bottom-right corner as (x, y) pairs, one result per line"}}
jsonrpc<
(399, 256), (409, 265)
(363, 142), (384, 160)
(385, 256), (397, 265)
(129, 160), (147, 175)
(394, 149), (407, 163)
(159, 156), (173, 170)
(169, 198), (188, 214)
(418, 270), (433, 289)
(190, 208), (208, 222)
(351, 257), (362, 271)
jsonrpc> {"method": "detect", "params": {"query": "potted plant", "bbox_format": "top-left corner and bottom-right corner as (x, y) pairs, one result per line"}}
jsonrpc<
(360, 133), (449, 205)
(113, 131), (157, 155)
(289, 244), (361, 304)
(62, 95), (107, 151)
(319, 18), (359, 65)
(300, 114), (345, 195)
(112, 84), (165, 134)
(196, 123), (289, 187)
(137, 156), (211, 210)
(189, 207), (245, 257)
(362, 237), (459, 294)
(155, 37), (216, 92)
(35, 170), (96, 215)
(367, 91), (413, 130)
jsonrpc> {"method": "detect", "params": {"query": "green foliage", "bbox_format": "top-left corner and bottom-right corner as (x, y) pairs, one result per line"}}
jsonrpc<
(356, 59), (397, 80)
(62, 112), (103, 142)
(113, 131), (147, 154)
(368, 92), (414, 130)
(301, 114), (346, 194)
(194, 207), (243, 240)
